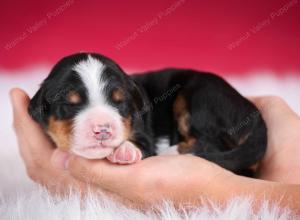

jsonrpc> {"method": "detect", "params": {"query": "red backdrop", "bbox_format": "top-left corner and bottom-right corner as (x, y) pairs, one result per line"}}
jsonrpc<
(1, 0), (300, 75)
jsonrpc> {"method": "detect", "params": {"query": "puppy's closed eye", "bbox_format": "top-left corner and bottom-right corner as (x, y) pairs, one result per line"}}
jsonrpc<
(67, 90), (81, 104)
(111, 88), (125, 103)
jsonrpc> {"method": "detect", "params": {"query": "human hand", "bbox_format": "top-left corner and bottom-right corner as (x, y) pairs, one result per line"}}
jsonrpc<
(11, 87), (231, 206)
(65, 153), (232, 207)
(250, 96), (300, 184)
(12, 87), (300, 208)
(10, 88), (86, 194)
(63, 95), (300, 207)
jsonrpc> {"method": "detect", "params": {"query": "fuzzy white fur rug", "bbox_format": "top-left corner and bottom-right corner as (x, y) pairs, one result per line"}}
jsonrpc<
(0, 68), (300, 220)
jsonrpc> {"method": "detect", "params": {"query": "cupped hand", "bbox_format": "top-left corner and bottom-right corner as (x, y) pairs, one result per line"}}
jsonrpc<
(63, 96), (300, 206)
(10, 88), (87, 194)
(10, 88), (232, 206)
(50, 95), (300, 207)
(11, 88), (300, 208)
(250, 96), (300, 184)
(65, 153), (232, 207)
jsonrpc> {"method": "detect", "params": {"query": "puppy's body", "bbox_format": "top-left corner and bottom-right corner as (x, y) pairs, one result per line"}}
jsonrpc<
(29, 53), (267, 175)
(132, 70), (267, 174)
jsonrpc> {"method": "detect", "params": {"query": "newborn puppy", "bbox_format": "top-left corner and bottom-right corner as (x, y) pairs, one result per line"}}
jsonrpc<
(29, 53), (267, 175)
(29, 53), (154, 163)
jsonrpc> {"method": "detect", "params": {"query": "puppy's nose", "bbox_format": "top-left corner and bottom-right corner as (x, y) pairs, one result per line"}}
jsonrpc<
(93, 124), (112, 141)
(93, 123), (111, 133)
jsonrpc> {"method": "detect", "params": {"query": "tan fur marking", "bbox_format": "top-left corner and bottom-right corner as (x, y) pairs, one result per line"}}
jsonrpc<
(122, 116), (132, 140)
(224, 133), (251, 149)
(47, 116), (73, 150)
(173, 95), (187, 118)
(238, 133), (250, 145)
(178, 138), (197, 154)
(174, 94), (197, 154)
(249, 162), (259, 173)
(112, 88), (125, 102)
(178, 113), (190, 138)
(173, 94), (190, 138)
(67, 91), (81, 104)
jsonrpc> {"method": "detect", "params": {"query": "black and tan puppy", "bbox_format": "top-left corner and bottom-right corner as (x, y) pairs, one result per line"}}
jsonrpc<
(29, 53), (267, 175)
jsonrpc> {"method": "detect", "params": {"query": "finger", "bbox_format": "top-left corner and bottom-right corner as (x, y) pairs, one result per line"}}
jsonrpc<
(10, 88), (54, 162)
(10, 88), (54, 149)
(10, 88), (44, 134)
(66, 155), (133, 192)
(51, 149), (71, 169)
(10, 88), (36, 163)
(249, 96), (300, 159)
(248, 96), (300, 129)
(249, 96), (299, 119)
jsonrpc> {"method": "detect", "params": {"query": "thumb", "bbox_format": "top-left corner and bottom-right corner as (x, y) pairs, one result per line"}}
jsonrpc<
(9, 87), (51, 143)
(10, 88), (31, 126)
(51, 149), (71, 169)
(9, 87), (47, 136)
(66, 155), (132, 191)
(10, 88), (54, 162)
(250, 96), (300, 122)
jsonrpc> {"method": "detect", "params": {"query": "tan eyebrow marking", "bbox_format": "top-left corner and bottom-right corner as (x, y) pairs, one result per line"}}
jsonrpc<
(67, 90), (81, 104)
(112, 88), (125, 102)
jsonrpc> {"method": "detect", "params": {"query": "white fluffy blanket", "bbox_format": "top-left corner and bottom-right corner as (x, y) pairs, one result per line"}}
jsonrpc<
(1, 69), (300, 220)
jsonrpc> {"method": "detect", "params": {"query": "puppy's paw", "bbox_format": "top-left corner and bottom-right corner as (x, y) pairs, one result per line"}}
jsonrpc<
(106, 141), (142, 164)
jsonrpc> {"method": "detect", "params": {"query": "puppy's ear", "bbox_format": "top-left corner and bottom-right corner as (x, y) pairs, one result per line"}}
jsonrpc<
(28, 87), (49, 126)
(128, 79), (148, 111)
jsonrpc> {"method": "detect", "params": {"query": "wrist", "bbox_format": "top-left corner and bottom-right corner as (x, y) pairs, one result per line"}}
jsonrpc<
(220, 175), (300, 214)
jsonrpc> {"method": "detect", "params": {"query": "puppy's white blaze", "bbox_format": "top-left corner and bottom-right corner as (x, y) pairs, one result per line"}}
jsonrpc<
(73, 55), (106, 106)
(72, 54), (120, 118)
(71, 55), (125, 156)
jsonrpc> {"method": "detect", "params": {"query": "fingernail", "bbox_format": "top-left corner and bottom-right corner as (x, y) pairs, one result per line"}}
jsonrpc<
(51, 150), (70, 170)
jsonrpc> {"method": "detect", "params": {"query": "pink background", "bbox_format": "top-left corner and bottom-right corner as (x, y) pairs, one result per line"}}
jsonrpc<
(1, 0), (300, 75)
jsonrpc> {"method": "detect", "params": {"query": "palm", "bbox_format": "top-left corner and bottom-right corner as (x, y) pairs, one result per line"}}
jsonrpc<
(251, 97), (300, 183)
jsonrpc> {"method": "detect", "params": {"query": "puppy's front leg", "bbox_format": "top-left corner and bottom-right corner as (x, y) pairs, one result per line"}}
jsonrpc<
(106, 141), (142, 164)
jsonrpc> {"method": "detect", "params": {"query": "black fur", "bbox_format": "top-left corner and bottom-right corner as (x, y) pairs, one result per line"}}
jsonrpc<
(132, 69), (267, 175)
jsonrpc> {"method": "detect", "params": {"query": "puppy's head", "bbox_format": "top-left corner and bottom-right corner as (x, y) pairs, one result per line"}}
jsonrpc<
(29, 53), (147, 159)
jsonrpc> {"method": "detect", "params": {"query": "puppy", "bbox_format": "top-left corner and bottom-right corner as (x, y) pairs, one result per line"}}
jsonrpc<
(29, 53), (267, 175)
